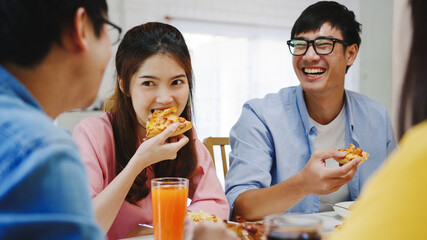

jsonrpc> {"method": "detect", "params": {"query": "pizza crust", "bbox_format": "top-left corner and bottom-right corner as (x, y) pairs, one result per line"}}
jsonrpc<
(334, 143), (369, 166)
(146, 106), (192, 138)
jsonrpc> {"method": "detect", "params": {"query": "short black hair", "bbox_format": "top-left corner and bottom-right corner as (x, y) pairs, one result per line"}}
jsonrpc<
(0, 0), (108, 67)
(291, 1), (361, 46)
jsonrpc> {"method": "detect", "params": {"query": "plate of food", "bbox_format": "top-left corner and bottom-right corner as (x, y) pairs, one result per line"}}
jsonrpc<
(187, 211), (266, 240)
(333, 201), (355, 218)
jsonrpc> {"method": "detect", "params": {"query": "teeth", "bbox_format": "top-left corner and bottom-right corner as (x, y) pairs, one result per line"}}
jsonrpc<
(304, 68), (325, 74)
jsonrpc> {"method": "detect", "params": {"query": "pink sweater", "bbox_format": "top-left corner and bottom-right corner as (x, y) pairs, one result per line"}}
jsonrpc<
(73, 113), (229, 240)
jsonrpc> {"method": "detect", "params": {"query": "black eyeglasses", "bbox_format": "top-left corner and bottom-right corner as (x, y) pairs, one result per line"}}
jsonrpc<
(101, 18), (122, 45)
(286, 37), (348, 56)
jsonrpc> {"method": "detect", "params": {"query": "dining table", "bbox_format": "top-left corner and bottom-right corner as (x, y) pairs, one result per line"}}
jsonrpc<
(120, 211), (344, 240)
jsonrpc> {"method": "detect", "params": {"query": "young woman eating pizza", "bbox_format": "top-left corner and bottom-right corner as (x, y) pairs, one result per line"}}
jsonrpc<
(73, 22), (229, 240)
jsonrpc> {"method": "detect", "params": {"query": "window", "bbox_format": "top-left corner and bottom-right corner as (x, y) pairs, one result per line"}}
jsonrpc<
(184, 32), (300, 141)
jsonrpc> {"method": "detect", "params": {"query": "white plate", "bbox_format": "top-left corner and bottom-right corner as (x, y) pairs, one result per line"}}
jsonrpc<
(333, 201), (354, 218)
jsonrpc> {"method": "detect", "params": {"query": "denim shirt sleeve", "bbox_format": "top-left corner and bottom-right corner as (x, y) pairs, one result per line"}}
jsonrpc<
(0, 65), (104, 239)
(0, 136), (105, 239)
(225, 86), (316, 215)
(225, 101), (275, 213)
(344, 90), (398, 200)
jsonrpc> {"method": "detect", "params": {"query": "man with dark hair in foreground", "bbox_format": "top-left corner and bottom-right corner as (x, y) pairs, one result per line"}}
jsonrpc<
(0, 0), (112, 238)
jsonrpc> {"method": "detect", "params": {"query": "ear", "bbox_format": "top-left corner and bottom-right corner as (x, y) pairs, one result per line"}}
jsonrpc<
(118, 77), (127, 95)
(62, 7), (90, 52)
(345, 44), (358, 67)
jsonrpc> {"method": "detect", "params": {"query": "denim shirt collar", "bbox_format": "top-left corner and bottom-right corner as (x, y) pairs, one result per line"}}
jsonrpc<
(0, 65), (42, 111)
(344, 90), (359, 145)
(295, 85), (359, 140)
(295, 85), (315, 136)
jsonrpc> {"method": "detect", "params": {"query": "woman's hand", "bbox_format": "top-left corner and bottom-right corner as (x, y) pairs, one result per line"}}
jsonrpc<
(130, 123), (189, 170)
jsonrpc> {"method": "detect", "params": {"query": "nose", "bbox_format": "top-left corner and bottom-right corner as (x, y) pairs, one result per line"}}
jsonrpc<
(303, 44), (320, 62)
(156, 88), (173, 104)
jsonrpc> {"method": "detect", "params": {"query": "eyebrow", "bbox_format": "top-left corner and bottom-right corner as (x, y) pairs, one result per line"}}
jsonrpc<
(139, 74), (187, 80)
(172, 74), (187, 79)
(293, 35), (336, 40)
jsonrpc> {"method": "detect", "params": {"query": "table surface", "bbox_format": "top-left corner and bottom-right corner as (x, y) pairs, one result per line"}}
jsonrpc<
(121, 211), (343, 240)
(307, 211), (343, 232)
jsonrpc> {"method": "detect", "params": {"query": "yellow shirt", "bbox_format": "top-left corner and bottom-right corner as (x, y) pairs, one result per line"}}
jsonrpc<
(328, 120), (427, 240)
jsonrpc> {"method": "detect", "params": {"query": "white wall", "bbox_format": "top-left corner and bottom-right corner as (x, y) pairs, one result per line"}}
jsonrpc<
(359, 0), (393, 117)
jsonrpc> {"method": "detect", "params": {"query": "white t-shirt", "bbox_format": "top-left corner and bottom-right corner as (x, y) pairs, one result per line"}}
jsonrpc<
(311, 105), (350, 212)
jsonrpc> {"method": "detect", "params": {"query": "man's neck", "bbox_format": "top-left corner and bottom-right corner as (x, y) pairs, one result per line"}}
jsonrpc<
(3, 48), (77, 119)
(304, 89), (345, 125)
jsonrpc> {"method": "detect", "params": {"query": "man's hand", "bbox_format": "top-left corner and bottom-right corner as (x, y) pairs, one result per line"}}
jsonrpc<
(299, 149), (361, 195)
(232, 148), (361, 221)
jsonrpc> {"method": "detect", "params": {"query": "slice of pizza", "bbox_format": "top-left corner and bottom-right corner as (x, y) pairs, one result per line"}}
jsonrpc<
(146, 106), (192, 138)
(222, 217), (265, 240)
(187, 211), (221, 224)
(335, 143), (369, 166)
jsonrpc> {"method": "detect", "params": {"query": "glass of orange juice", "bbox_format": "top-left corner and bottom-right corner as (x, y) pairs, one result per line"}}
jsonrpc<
(152, 177), (189, 240)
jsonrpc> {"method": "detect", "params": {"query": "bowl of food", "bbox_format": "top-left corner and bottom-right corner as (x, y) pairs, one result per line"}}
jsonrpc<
(332, 201), (355, 218)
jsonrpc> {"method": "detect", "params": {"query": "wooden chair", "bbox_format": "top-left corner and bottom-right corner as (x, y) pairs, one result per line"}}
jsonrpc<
(203, 137), (230, 177)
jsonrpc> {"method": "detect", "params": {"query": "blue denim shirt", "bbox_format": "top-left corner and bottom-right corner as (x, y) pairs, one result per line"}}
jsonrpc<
(225, 85), (396, 215)
(0, 66), (104, 239)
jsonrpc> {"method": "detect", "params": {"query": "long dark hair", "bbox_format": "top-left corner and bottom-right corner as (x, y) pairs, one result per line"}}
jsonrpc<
(397, 0), (427, 140)
(103, 22), (197, 204)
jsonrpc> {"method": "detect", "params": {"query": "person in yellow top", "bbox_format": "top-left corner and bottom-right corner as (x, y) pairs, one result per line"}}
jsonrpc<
(328, 0), (427, 239)
(329, 122), (427, 240)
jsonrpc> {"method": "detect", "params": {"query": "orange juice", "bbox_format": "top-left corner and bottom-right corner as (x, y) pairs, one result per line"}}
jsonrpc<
(152, 178), (189, 240)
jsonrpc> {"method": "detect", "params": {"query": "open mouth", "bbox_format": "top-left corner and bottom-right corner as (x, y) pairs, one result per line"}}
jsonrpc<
(303, 67), (326, 77)
(151, 107), (172, 113)
(150, 109), (162, 114)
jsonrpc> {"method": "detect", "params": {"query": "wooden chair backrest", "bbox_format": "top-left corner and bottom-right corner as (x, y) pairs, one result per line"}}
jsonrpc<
(203, 137), (230, 177)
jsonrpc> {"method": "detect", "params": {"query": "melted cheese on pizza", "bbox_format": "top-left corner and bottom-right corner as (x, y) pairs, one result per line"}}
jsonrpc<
(146, 106), (192, 138)
(338, 143), (369, 165)
(187, 211), (221, 223)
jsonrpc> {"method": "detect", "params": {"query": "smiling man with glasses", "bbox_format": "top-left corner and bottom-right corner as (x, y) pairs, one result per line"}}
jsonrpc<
(226, 1), (396, 221)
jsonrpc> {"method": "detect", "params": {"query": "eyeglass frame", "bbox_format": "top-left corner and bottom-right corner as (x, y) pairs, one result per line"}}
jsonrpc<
(286, 37), (349, 56)
(101, 18), (122, 45)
